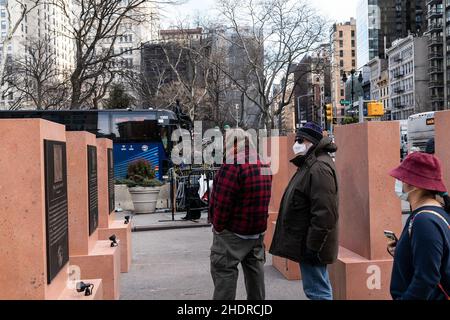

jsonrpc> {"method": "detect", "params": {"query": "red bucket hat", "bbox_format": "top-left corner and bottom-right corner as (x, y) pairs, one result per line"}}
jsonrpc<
(389, 152), (447, 193)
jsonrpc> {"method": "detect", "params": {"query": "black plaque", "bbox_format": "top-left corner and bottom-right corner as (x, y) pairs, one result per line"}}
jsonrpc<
(107, 148), (115, 214)
(44, 140), (69, 284)
(87, 145), (98, 235)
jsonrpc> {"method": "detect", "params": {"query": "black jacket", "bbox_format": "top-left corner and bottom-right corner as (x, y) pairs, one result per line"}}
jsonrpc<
(269, 137), (339, 264)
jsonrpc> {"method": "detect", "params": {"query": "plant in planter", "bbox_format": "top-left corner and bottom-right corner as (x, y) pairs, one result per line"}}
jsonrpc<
(126, 159), (163, 214)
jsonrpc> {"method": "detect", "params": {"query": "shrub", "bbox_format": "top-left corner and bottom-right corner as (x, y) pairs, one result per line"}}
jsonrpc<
(125, 159), (162, 188)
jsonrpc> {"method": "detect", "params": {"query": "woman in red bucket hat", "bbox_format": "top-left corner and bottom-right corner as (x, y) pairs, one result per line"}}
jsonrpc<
(388, 152), (450, 300)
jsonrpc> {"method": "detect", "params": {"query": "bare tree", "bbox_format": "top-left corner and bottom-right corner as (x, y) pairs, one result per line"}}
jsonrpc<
(215, 0), (327, 128)
(4, 38), (70, 110)
(0, 0), (41, 91)
(52, 0), (182, 109)
(159, 30), (211, 120)
(124, 55), (177, 109)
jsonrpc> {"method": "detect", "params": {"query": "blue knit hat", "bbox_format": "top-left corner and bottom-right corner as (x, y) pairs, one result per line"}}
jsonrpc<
(296, 122), (323, 145)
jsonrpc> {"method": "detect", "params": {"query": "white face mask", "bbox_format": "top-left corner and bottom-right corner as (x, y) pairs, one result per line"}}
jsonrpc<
(395, 179), (414, 202)
(293, 142), (312, 156)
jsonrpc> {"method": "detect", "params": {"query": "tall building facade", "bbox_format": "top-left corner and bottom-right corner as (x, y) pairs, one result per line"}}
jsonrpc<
(0, 0), (75, 109)
(357, 0), (427, 69)
(426, 0), (445, 110)
(115, 2), (159, 71)
(386, 35), (430, 119)
(294, 45), (331, 128)
(208, 26), (264, 128)
(330, 18), (357, 123)
(368, 57), (388, 100)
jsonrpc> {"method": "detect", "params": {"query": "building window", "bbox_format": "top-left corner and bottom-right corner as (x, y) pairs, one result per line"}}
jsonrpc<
(340, 50), (344, 57)
(351, 40), (355, 47)
(352, 50), (355, 57)
(352, 60), (356, 67)
(340, 60), (344, 67)
(340, 89), (345, 96)
(339, 40), (343, 47)
(339, 30), (343, 37)
(351, 30), (355, 38)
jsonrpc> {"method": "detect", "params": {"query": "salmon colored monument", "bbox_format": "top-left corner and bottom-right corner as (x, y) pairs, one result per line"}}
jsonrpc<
(0, 119), (102, 300)
(66, 132), (121, 300)
(266, 134), (301, 280)
(96, 138), (133, 273)
(329, 121), (403, 300)
(435, 110), (450, 188)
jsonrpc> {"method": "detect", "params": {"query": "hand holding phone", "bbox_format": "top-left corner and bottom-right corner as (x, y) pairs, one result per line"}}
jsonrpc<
(384, 230), (398, 257)
(384, 230), (398, 242)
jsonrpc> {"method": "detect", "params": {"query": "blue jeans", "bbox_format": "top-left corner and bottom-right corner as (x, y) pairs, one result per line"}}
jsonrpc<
(300, 263), (333, 300)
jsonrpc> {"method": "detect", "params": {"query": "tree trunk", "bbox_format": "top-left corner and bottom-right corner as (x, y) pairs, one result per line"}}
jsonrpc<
(70, 76), (82, 110)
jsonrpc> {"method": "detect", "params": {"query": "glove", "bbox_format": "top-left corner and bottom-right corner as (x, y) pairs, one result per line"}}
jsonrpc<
(302, 248), (323, 266)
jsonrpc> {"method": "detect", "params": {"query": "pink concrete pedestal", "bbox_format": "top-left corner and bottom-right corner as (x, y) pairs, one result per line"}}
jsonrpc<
(96, 138), (132, 273)
(265, 134), (301, 280)
(270, 221), (301, 280)
(66, 132), (121, 300)
(98, 221), (132, 273)
(0, 119), (102, 300)
(70, 241), (121, 300)
(59, 279), (103, 300)
(329, 122), (402, 300)
(436, 110), (450, 188)
(331, 247), (393, 300)
(264, 211), (278, 250)
(272, 255), (302, 281)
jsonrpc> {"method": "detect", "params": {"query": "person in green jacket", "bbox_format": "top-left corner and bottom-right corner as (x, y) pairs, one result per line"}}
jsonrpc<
(269, 122), (339, 300)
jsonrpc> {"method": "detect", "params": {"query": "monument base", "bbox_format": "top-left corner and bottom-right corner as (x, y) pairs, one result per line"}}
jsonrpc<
(329, 246), (394, 300)
(59, 279), (103, 300)
(272, 255), (302, 281)
(264, 213), (278, 250)
(70, 241), (121, 300)
(98, 220), (132, 273)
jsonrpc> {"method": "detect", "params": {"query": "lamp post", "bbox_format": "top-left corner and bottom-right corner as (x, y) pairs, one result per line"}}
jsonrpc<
(342, 69), (363, 117)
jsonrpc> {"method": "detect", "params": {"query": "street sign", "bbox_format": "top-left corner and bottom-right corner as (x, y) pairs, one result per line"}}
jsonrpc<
(340, 99), (351, 106)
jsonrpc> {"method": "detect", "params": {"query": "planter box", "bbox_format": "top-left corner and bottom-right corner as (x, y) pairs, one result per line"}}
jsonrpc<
(129, 186), (161, 214)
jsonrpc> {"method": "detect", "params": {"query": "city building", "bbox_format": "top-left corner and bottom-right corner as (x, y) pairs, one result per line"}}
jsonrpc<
(159, 27), (204, 44)
(294, 44), (331, 128)
(272, 72), (296, 134)
(105, 2), (160, 106)
(426, 0), (445, 110)
(368, 57), (390, 118)
(330, 18), (357, 123)
(357, 0), (427, 69)
(142, 26), (264, 128)
(114, 3), (159, 71)
(207, 26), (263, 128)
(368, 57), (388, 102)
(0, 0), (75, 109)
(386, 35), (430, 120)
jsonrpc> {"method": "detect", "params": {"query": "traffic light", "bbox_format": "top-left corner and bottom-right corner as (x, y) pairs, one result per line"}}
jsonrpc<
(326, 104), (333, 121)
(367, 101), (384, 117)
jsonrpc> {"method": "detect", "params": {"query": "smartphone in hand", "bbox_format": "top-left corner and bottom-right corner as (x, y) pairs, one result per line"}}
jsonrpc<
(384, 230), (399, 242)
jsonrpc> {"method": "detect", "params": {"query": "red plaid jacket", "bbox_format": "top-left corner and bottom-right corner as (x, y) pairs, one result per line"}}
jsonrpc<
(208, 159), (272, 235)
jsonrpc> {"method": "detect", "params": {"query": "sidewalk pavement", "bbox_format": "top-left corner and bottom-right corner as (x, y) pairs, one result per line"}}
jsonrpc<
(119, 211), (306, 300)
(118, 210), (410, 300)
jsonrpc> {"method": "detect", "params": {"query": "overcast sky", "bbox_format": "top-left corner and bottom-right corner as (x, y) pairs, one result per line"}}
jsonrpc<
(161, 0), (359, 27)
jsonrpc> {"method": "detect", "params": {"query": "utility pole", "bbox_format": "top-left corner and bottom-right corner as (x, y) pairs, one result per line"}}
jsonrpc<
(359, 97), (364, 123)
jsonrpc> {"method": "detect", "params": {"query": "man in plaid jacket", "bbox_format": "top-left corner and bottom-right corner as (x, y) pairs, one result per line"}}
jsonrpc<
(208, 128), (272, 300)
